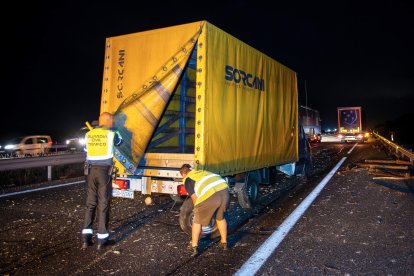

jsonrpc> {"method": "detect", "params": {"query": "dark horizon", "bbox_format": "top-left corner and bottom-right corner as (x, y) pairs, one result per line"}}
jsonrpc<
(0, 1), (413, 144)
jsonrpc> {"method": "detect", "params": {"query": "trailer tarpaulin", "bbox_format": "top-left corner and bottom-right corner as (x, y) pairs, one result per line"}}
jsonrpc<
(196, 23), (298, 174)
(100, 22), (203, 173)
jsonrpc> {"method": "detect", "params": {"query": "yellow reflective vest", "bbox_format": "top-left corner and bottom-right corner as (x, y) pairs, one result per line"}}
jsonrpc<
(85, 128), (115, 161)
(184, 170), (228, 206)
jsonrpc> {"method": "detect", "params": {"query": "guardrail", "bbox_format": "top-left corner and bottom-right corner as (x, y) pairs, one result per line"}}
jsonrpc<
(373, 132), (414, 163)
(50, 144), (68, 151)
(0, 152), (86, 180)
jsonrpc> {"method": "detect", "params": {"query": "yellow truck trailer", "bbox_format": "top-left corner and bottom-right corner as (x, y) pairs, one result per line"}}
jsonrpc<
(100, 21), (312, 236)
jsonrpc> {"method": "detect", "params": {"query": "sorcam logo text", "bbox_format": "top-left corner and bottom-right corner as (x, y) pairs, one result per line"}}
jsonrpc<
(225, 65), (265, 91)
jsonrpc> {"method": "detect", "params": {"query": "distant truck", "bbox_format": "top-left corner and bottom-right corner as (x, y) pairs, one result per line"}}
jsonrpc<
(299, 105), (321, 143)
(99, 21), (312, 236)
(337, 106), (368, 142)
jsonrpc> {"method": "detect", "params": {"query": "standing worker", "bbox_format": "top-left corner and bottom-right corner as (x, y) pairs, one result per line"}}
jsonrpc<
(179, 164), (229, 256)
(81, 112), (122, 250)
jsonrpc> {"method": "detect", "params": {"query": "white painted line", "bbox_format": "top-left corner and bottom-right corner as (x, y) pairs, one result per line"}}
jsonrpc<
(347, 143), (358, 154)
(0, 180), (85, 198)
(235, 157), (347, 276)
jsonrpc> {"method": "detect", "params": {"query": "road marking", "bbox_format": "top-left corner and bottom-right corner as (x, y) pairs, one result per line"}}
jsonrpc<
(347, 143), (358, 154)
(336, 145), (346, 155)
(0, 180), (85, 198)
(235, 157), (347, 276)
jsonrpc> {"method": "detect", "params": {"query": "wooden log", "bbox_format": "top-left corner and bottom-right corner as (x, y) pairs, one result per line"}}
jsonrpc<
(357, 163), (409, 170)
(365, 159), (413, 165)
(368, 171), (405, 177)
(373, 176), (414, 181)
(365, 159), (395, 164)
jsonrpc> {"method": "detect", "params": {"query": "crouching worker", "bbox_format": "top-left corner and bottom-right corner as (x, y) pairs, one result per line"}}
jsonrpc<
(179, 164), (229, 256)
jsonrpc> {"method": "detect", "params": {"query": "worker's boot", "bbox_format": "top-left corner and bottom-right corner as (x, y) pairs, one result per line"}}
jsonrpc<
(97, 238), (115, 250)
(219, 242), (228, 251)
(81, 234), (92, 249)
(187, 241), (199, 257)
(97, 238), (108, 250)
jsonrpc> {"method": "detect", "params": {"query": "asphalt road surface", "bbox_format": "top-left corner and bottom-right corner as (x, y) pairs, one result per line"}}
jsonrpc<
(1, 140), (412, 275)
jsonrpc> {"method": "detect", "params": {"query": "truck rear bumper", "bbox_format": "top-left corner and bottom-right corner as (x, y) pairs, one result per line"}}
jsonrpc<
(112, 175), (184, 198)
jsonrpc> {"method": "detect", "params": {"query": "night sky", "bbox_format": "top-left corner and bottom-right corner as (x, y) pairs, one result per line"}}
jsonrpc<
(1, 1), (413, 143)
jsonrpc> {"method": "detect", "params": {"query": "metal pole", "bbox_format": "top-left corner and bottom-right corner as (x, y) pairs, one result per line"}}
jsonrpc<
(47, 166), (52, 181)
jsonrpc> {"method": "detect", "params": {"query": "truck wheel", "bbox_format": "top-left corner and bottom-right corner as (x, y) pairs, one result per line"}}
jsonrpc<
(236, 174), (259, 209)
(305, 157), (313, 179)
(179, 198), (219, 238)
(170, 194), (185, 204)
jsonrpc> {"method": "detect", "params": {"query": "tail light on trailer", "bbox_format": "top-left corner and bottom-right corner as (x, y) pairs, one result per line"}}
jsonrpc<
(177, 185), (188, 196)
(113, 179), (129, 189)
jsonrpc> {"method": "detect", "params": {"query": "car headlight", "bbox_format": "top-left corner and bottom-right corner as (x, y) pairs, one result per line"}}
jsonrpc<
(78, 138), (86, 145)
(5, 144), (16, 150)
(66, 140), (70, 145)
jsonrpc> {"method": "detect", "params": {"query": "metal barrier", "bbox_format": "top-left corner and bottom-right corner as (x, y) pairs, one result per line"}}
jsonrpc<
(373, 132), (414, 163)
(0, 152), (86, 181)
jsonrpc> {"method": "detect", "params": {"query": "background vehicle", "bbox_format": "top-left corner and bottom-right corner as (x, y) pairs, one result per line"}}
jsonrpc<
(66, 127), (89, 152)
(99, 21), (312, 236)
(337, 106), (368, 142)
(4, 135), (52, 156)
(299, 105), (321, 143)
(66, 121), (97, 152)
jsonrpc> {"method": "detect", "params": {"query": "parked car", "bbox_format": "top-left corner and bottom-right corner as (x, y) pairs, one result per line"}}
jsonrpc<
(4, 135), (53, 156)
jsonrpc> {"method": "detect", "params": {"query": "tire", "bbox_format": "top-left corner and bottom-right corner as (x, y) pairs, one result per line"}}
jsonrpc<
(170, 194), (185, 204)
(179, 198), (219, 238)
(305, 157), (313, 179)
(236, 174), (259, 209)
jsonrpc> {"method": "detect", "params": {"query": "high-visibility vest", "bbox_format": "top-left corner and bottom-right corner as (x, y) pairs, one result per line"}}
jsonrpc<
(85, 128), (115, 161)
(184, 170), (228, 206)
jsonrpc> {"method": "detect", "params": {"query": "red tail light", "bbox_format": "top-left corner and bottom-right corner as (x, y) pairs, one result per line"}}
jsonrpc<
(113, 179), (129, 189)
(337, 134), (344, 139)
(177, 185), (188, 196)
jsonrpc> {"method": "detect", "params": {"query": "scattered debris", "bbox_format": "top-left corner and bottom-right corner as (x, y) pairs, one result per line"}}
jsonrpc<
(323, 264), (340, 271)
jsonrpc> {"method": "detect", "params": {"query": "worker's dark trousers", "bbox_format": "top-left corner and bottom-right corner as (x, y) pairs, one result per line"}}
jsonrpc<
(83, 165), (112, 236)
